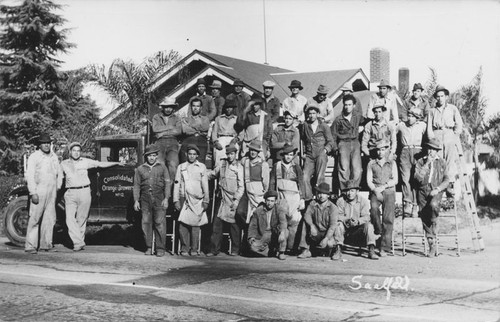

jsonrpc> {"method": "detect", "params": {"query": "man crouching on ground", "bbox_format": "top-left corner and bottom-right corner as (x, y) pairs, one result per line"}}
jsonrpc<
(248, 190), (288, 260)
(334, 180), (379, 260)
(297, 182), (338, 259)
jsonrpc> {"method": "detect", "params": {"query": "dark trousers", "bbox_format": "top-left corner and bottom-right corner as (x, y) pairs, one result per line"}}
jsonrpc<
(370, 189), (395, 251)
(156, 137), (179, 181)
(417, 185), (443, 238)
(180, 136), (208, 164)
(398, 147), (421, 205)
(298, 223), (332, 250)
(338, 140), (362, 190)
(210, 216), (241, 255)
(303, 152), (328, 200)
(178, 222), (200, 254)
(141, 195), (166, 250)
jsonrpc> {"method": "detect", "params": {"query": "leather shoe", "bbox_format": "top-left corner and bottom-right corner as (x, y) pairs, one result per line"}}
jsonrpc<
(144, 248), (153, 255)
(379, 249), (387, 257)
(278, 253), (286, 260)
(156, 250), (165, 257)
(297, 249), (311, 259)
(331, 246), (342, 261)
(25, 249), (37, 254)
(368, 245), (379, 260)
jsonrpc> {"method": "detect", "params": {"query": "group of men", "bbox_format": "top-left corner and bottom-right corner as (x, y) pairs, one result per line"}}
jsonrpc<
(25, 76), (463, 262)
(136, 77), (462, 260)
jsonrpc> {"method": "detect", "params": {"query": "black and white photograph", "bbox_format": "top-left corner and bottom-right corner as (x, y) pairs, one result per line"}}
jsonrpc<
(0, 0), (499, 321)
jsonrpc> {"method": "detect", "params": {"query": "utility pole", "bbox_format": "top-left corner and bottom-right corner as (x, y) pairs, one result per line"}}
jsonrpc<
(263, 0), (268, 65)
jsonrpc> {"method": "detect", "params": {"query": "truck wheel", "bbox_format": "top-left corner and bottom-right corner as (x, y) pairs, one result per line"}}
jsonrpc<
(3, 195), (29, 247)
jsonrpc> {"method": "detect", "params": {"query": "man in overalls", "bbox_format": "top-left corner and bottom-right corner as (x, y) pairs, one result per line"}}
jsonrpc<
(206, 143), (244, 256)
(173, 144), (209, 256)
(270, 143), (305, 253)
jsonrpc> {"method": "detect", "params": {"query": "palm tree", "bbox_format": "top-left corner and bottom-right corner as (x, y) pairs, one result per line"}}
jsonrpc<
(87, 50), (182, 134)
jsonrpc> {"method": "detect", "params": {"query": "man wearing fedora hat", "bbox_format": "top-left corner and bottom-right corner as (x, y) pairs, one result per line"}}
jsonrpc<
(270, 110), (300, 163)
(261, 80), (280, 123)
(362, 105), (397, 158)
(61, 141), (124, 252)
(24, 134), (63, 254)
(396, 107), (427, 217)
(238, 94), (273, 159)
(180, 97), (210, 164)
(405, 83), (430, 121)
(340, 85), (363, 117)
(297, 182), (338, 259)
(366, 139), (398, 257)
(307, 85), (335, 126)
(414, 138), (450, 257)
(331, 94), (365, 191)
(301, 102), (334, 201)
(334, 180), (378, 260)
(209, 79), (225, 117)
(152, 97), (182, 180)
(206, 143), (244, 256)
(226, 78), (251, 129)
(189, 77), (216, 121)
(427, 85), (464, 189)
(270, 143), (305, 253)
(173, 144), (209, 256)
(248, 190), (288, 260)
(237, 139), (270, 225)
(133, 144), (171, 257)
(281, 80), (307, 125)
(366, 79), (399, 124)
(212, 99), (239, 167)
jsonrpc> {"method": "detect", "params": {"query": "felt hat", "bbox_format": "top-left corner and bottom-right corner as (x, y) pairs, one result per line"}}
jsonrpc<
(341, 179), (361, 191)
(264, 190), (278, 199)
(374, 139), (390, 150)
(426, 138), (442, 150)
(407, 107), (423, 119)
(68, 141), (82, 151)
(225, 143), (238, 154)
(251, 93), (263, 104)
(377, 79), (392, 89)
(280, 143), (298, 155)
(305, 102), (320, 113)
(316, 84), (329, 95)
(372, 104), (387, 112)
(433, 85), (450, 98)
(223, 99), (237, 109)
(340, 85), (353, 92)
(186, 144), (200, 154)
(38, 134), (52, 144)
(143, 144), (160, 156)
(288, 80), (303, 90)
(195, 78), (206, 86)
(209, 80), (222, 89)
(248, 140), (262, 152)
(412, 83), (424, 91)
(159, 97), (178, 107)
(315, 182), (331, 194)
(282, 110), (294, 118)
(233, 79), (245, 87)
(262, 80), (276, 88)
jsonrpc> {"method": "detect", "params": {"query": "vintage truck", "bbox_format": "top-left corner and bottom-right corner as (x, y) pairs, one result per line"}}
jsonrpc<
(3, 133), (147, 247)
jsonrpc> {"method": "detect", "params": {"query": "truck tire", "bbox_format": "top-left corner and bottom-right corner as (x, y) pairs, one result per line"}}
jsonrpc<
(3, 195), (29, 247)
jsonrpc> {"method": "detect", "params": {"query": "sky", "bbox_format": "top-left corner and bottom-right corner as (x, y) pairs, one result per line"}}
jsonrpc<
(53, 0), (500, 118)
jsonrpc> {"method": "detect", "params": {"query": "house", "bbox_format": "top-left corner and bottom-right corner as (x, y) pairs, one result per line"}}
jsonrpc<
(98, 49), (370, 126)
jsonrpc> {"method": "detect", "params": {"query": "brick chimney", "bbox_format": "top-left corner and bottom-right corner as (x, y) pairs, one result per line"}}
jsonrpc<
(398, 67), (410, 95)
(370, 47), (390, 89)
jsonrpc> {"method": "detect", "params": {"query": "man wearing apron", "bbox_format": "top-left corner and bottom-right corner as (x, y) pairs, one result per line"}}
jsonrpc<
(270, 143), (305, 253)
(173, 144), (209, 256)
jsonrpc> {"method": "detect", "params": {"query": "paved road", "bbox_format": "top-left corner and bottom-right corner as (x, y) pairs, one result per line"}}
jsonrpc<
(1, 223), (499, 321)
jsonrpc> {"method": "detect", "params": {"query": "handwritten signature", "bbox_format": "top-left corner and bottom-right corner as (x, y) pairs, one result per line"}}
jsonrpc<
(349, 275), (411, 300)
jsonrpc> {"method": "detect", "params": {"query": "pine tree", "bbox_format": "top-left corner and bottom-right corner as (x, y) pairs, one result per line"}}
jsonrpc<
(0, 0), (74, 148)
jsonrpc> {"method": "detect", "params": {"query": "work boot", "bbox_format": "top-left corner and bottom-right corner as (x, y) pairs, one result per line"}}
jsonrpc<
(331, 245), (342, 261)
(368, 245), (379, 260)
(25, 249), (37, 254)
(278, 252), (286, 260)
(412, 204), (419, 218)
(297, 249), (311, 259)
(428, 238), (437, 258)
(144, 248), (153, 255)
(156, 249), (165, 257)
(205, 252), (216, 257)
(403, 202), (413, 217)
(379, 249), (388, 257)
